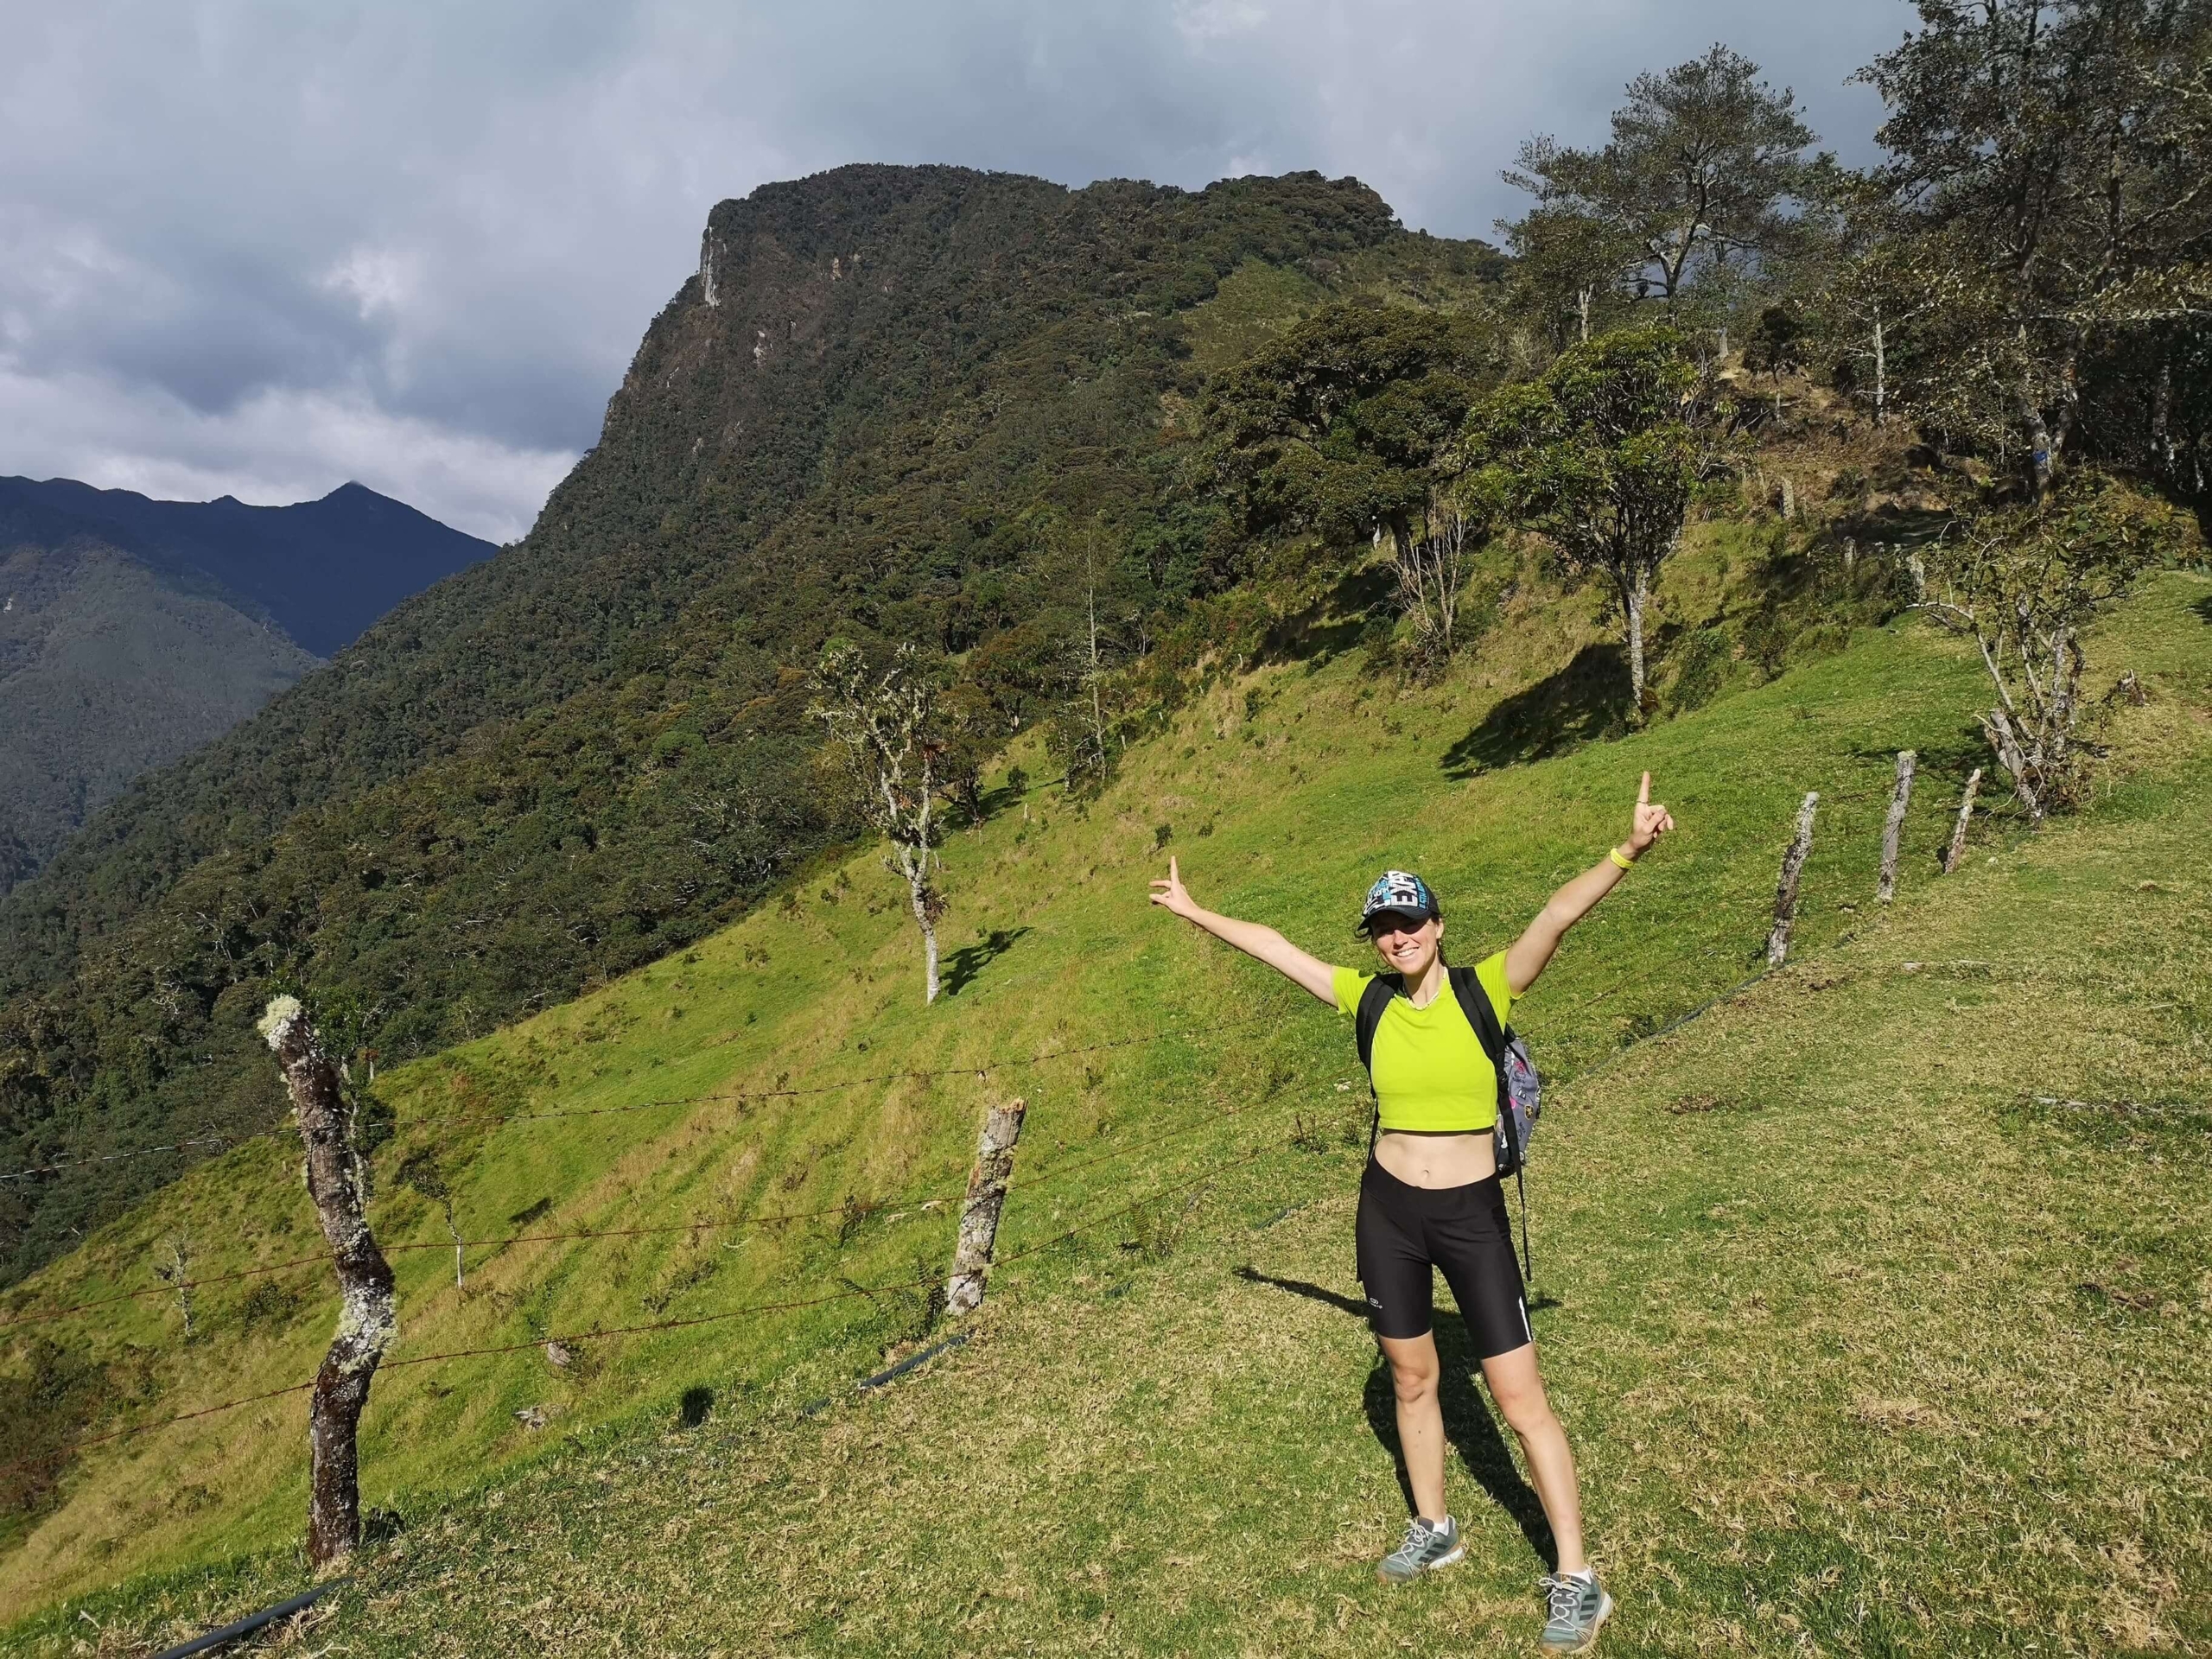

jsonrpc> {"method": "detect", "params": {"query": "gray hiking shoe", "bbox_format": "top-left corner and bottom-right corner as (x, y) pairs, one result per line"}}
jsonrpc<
(1539, 1570), (1613, 1651)
(1376, 1516), (1465, 1583)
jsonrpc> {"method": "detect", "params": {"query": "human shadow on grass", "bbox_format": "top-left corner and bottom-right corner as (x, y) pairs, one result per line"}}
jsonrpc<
(1233, 1267), (1556, 1567)
(1440, 643), (1636, 779)
(941, 926), (1030, 998)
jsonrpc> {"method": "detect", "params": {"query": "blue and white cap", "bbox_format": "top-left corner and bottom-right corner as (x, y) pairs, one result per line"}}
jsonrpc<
(1356, 869), (1440, 936)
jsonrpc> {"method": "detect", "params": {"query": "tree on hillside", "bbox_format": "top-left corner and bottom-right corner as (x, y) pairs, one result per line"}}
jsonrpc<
(1745, 305), (1807, 393)
(1502, 46), (1822, 325)
(1058, 524), (1133, 792)
(1912, 472), (2188, 822)
(1500, 203), (1639, 348)
(1800, 190), (1955, 430)
(810, 643), (952, 1005)
(1857, 0), (2212, 499)
(1205, 297), (1497, 670)
(1464, 329), (1736, 713)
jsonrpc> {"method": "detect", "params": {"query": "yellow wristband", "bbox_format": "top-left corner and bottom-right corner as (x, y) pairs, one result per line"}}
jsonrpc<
(1609, 847), (1636, 871)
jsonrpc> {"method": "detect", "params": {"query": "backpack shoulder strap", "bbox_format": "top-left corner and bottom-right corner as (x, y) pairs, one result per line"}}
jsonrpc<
(1354, 974), (1401, 1075)
(1452, 963), (1532, 1279)
(1447, 963), (1507, 1065)
(1355, 974), (1401, 1163)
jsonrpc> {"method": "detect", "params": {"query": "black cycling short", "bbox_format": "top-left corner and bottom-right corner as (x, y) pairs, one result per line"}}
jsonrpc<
(1355, 1157), (1531, 1357)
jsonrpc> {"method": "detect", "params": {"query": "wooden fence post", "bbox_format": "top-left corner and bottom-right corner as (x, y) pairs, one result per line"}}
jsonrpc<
(945, 1097), (1027, 1317)
(1877, 751), (1916, 903)
(1943, 768), (1983, 874)
(1767, 792), (1820, 968)
(258, 996), (395, 1567)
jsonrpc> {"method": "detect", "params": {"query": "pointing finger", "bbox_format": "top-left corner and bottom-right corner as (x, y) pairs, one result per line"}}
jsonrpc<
(1169, 855), (1180, 881)
(1637, 771), (1651, 806)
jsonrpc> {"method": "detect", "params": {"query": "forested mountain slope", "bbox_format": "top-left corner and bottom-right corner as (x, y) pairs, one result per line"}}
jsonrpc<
(0, 481), (488, 900)
(0, 541), (317, 897)
(0, 166), (1501, 1286)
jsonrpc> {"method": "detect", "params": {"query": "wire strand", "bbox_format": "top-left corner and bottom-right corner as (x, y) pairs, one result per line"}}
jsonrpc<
(0, 1135), (238, 1184)
(0, 1009), (1284, 1185)
(0, 1128), (1302, 1483)
(0, 1088), (1266, 1332)
(385, 1010), (1281, 1134)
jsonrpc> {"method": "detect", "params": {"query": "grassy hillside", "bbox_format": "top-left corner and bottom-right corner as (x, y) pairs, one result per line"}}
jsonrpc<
(2, 543), (2203, 1648)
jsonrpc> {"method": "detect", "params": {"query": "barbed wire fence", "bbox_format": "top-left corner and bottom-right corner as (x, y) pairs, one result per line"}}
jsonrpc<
(0, 1107), (1323, 1488)
(0, 1011), (1291, 1189)
(0, 1008), (1300, 1327)
(0, 943), (1807, 1489)
(0, 768), (1960, 1543)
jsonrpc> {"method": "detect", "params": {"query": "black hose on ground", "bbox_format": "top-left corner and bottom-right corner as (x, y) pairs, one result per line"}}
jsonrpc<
(149, 1578), (349, 1658)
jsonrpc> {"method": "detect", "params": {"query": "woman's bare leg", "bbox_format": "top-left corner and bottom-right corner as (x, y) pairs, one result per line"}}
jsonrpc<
(1480, 1342), (1588, 1573)
(1377, 1332), (1448, 1520)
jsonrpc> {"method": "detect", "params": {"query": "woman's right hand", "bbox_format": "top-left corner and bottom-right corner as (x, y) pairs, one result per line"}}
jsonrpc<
(1148, 857), (1338, 1005)
(1149, 855), (1200, 920)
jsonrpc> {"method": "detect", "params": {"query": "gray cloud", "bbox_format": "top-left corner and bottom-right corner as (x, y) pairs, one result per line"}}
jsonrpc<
(0, 0), (1916, 542)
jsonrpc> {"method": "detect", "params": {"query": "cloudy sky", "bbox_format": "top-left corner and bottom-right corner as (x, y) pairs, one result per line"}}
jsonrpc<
(1, 0), (1918, 543)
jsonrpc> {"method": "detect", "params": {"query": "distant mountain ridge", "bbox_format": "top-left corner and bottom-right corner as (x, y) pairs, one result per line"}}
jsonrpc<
(0, 480), (496, 899)
(0, 478), (497, 658)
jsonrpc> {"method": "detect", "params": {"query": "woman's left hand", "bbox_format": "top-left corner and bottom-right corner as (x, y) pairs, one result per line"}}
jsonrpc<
(1627, 771), (1675, 857)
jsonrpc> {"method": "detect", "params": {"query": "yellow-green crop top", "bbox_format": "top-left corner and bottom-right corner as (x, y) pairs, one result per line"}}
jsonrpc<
(1331, 950), (1515, 1133)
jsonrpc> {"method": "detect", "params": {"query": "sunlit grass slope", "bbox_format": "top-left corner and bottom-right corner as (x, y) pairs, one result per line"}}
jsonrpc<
(3, 564), (2206, 1652)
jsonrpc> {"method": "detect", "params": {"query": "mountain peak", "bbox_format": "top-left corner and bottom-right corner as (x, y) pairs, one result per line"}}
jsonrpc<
(0, 474), (493, 656)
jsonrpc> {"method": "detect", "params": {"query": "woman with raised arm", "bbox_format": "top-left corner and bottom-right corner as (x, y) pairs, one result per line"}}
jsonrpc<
(1148, 772), (1675, 1653)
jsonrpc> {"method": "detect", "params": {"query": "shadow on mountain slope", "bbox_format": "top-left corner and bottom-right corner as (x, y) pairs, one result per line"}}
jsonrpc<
(1262, 566), (1396, 666)
(1441, 643), (1635, 779)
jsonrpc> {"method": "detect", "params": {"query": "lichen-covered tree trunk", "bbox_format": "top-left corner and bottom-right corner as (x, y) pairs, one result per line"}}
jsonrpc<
(885, 836), (938, 1008)
(2024, 400), (2057, 500)
(258, 996), (395, 1567)
(945, 1098), (1027, 1316)
(902, 847), (942, 1006)
(1871, 311), (1887, 426)
(1944, 767), (1983, 874)
(1983, 705), (2044, 824)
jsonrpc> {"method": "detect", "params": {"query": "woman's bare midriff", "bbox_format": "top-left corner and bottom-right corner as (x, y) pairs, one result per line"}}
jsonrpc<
(1373, 1129), (1497, 1188)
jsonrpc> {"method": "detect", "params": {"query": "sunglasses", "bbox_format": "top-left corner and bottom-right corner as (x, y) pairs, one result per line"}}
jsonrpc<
(1363, 910), (1431, 938)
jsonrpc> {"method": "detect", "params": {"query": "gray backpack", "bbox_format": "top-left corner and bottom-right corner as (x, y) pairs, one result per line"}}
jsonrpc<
(1354, 965), (1542, 1280)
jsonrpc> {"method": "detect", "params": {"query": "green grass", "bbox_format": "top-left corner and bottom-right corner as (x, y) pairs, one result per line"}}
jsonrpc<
(3, 564), (2207, 1654)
